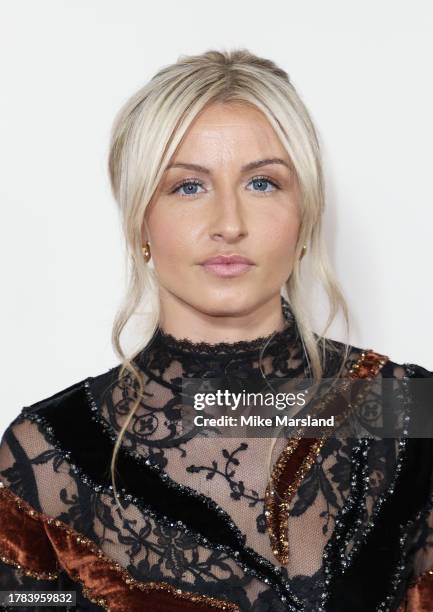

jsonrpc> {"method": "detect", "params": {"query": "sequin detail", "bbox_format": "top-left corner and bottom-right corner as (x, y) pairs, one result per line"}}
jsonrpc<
(0, 480), (60, 580)
(7, 345), (426, 611)
(264, 349), (389, 565)
(18, 399), (304, 610)
(317, 362), (414, 612)
(0, 481), (241, 611)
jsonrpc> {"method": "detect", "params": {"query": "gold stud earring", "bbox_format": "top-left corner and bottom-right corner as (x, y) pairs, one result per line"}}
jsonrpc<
(300, 245), (307, 260)
(142, 241), (151, 263)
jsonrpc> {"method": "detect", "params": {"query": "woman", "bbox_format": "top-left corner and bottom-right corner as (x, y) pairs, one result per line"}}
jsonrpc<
(0, 49), (432, 612)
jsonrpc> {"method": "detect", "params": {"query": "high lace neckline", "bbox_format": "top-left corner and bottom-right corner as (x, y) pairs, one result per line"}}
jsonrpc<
(152, 295), (298, 358)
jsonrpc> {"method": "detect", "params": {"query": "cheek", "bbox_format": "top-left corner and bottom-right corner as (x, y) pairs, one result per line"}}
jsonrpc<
(259, 211), (301, 259)
(146, 209), (201, 266)
(268, 230), (299, 271)
(258, 214), (300, 285)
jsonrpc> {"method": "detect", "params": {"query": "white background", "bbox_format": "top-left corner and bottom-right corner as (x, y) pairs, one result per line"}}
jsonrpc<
(1, 0), (432, 434)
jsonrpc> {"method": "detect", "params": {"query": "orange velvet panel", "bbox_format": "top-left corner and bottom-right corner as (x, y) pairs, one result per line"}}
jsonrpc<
(397, 571), (433, 611)
(0, 484), (239, 611)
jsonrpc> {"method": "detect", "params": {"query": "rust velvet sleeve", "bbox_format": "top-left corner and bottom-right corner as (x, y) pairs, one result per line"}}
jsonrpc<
(0, 482), (240, 612)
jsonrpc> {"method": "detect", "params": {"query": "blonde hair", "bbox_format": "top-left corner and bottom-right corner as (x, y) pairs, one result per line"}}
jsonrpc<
(107, 48), (351, 512)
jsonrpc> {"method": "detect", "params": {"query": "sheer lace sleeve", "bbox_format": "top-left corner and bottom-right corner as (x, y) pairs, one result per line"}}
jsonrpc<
(0, 390), (251, 612)
(0, 411), (103, 611)
(2, 305), (432, 612)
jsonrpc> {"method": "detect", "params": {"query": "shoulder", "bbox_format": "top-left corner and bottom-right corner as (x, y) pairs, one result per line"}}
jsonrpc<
(318, 334), (433, 380)
(13, 364), (121, 422)
(323, 337), (433, 443)
(0, 363), (123, 508)
(0, 364), (121, 465)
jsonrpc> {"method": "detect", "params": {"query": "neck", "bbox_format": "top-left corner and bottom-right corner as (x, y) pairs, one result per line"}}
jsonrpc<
(137, 295), (303, 379)
(157, 291), (288, 345)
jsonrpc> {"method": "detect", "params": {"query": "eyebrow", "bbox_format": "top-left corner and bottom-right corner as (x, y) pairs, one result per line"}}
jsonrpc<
(165, 158), (292, 174)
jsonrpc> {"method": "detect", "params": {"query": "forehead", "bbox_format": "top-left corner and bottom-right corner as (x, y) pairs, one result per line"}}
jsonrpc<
(174, 102), (287, 158)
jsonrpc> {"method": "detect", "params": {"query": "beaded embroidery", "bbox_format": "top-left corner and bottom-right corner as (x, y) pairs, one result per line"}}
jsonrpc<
(16, 401), (304, 611)
(318, 363), (414, 612)
(2, 326), (430, 612)
(264, 350), (389, 565)
(0, 481), (241, 611)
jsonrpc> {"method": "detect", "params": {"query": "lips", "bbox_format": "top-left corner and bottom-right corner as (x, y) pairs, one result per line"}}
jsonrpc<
(201, 254), (254, 265)
(200, 254), (255, 278)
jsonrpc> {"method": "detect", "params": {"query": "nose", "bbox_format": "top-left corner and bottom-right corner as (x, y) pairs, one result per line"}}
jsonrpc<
(208, 188), (248, 242)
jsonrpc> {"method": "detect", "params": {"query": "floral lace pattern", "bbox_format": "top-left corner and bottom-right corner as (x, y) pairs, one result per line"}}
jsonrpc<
(1, 296), (433, 611)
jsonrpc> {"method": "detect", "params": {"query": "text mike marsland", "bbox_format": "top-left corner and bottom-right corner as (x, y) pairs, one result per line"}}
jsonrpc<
(193, 414), (335, 428)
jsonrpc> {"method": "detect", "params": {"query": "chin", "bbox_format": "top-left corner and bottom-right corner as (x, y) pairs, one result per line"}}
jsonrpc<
(194, 292), (260, 317)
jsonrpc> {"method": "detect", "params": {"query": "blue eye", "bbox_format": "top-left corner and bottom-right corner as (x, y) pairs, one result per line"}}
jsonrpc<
(171, 176), (279, 197)
(173, 180), (204, 196)
(248, 176), (279, 193)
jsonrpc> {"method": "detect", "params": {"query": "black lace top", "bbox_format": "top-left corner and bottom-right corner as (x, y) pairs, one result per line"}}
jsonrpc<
(1, 296), (433, 612)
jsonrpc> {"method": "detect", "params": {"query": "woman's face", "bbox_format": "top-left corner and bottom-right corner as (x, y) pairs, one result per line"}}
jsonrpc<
(143, 102), (301, 318)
